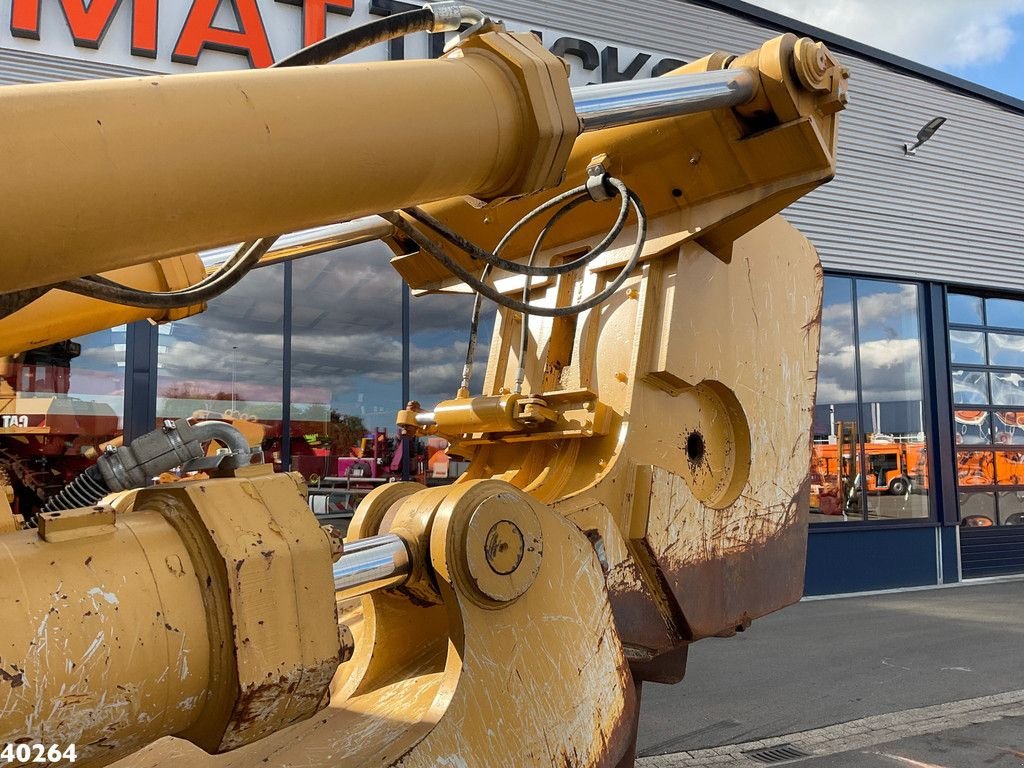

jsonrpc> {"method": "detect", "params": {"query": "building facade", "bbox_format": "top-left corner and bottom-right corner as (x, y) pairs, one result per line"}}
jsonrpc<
(2, 0), (1022, 593)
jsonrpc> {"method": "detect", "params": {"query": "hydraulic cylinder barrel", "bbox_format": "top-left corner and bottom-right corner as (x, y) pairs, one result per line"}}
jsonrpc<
(0, 32), (577, 293)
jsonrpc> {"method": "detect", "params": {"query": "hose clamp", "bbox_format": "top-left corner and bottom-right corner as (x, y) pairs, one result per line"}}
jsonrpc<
(586, 161), (615, 202)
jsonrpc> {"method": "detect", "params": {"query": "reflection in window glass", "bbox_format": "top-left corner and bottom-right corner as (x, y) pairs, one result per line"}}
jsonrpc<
(997, 452), (1024, 486)
(997, 492), (1024, 526)
(158, 266), (284, 465)
(951, 369), (989, 404)
(949, 295), (1024, 526)
(959, 491), (997, 527)
(949, 330), (986, 365)
(947, 294), (984, 326)
(810, 277), (863, 523)
(993, 411), (1024, 445)
(985, 298), (1024, 330)
(811, 278), (930, 523)
(990, 371), (1024, 406)
(290, 245), (402, 484)
(988, 333), (1024, 368)
(991, 411), (1024, 448)
(856, 281), (929, 521)
(957, 450), (996, 486)
(0, 330), (125, 524)
(954, 409), (990, 445)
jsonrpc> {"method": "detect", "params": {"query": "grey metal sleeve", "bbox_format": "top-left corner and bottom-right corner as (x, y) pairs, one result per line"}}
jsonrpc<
(96, 418), (252, 491)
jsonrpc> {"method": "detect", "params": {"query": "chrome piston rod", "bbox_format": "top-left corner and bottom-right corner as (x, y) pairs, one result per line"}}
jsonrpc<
(572, 67), (758, 132)
(333, 533), (412, 600)
(200, 68), (757, 271)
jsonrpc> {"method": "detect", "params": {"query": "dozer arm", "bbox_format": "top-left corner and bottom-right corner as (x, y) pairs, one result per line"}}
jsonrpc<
(0, 8), (847, 767)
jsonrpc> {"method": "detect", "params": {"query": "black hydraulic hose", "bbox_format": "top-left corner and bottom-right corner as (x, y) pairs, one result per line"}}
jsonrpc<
(0, 286), (54, 320)
(49, 7), (439, 311)
(274, 8), (436, 68)
(58, 239), (277, 310)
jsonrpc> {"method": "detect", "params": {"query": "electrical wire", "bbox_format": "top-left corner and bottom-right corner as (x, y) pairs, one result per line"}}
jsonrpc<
(456, 180), (642, 392)
(514, 192), (592, 393)
(402, 177), (632, 277)
(381, 178), (647, 320)
(460, 262), (492, 394)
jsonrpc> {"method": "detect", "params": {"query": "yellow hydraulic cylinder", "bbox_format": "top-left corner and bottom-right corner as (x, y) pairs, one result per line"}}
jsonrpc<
(0, 508), (213, 761)
(0, 471), (343, 767)
(0, 31), (577, 294)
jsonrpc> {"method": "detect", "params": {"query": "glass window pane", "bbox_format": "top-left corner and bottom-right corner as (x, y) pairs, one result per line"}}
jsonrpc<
(960, 491), (997, 527)
(863, 441), (929, 520)
(949, 330), (986, 365)
(856, 280), (929, 520)
(411, 291), (496, 484)
(952, 369), (989, 404)
(811, 277), (865, 523)
(947, 294), (984, 326)
(290, 245), (402, 484)
(988, 332), (1024, 367)
(993, 411), (1024, 445)
(157, 266), (284, 466)
(998, 492), (1024, 526)
(0, 331), (125, 524)
(995, 451), (1024, 487)
(957, 450), (996, 486)
(954, 409), (990, 445)
(990, 371), (1024, 406)
(810, 420), (864, 522)
(985, 298), (1024, 330)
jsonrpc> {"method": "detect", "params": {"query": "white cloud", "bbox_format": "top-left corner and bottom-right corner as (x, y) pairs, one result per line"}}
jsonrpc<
(746, 0), (1024, 69)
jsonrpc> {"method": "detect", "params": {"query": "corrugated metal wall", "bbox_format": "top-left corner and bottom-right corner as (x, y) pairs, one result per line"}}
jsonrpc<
(0, 48), (149, 85)
(2, 0), (1022, 291)
(477, 0), (1024, 293)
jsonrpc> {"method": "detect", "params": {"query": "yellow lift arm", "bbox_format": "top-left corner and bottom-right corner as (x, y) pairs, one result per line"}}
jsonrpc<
(0, 5), (847, 767)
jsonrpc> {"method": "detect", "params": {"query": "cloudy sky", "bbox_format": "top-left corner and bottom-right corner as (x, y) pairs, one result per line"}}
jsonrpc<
(815, 277), (926, 435)
(746, 0), (1024, 98)
(142, 241), (494, 431)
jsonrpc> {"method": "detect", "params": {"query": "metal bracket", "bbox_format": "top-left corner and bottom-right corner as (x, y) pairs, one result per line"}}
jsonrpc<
(586, 160), (615, 202)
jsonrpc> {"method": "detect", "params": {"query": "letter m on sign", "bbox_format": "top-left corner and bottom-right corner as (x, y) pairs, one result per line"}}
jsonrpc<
(11, 0), (158, 57)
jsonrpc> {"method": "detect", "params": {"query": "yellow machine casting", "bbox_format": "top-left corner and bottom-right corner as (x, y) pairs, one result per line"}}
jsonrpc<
(0, 5), (847, 767)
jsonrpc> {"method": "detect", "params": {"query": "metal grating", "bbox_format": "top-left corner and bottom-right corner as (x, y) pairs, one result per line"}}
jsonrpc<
(742, 743), (813, 764)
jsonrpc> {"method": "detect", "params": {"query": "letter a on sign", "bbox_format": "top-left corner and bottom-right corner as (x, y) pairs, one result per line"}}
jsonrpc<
(174, 0), (275, 68)
(11, 0), (158, 56)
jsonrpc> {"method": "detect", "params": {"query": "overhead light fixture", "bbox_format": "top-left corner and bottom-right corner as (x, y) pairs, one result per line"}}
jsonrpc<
(903, 116), (947, 155)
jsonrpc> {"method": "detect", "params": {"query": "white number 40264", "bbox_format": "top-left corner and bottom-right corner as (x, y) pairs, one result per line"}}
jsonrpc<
(0, 744), (77, 764)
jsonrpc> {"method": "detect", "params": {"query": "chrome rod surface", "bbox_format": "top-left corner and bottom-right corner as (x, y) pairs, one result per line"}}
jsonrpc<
(572, 68), (757, 133)
(200, 216), (395, 271)
(333, 533), (411, 600)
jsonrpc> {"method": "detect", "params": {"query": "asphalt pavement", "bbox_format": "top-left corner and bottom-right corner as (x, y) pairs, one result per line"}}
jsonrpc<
(634, 578), (1024, 766)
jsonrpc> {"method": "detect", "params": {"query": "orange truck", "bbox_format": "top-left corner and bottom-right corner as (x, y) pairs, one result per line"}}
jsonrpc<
(811, 426), (928, 515)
